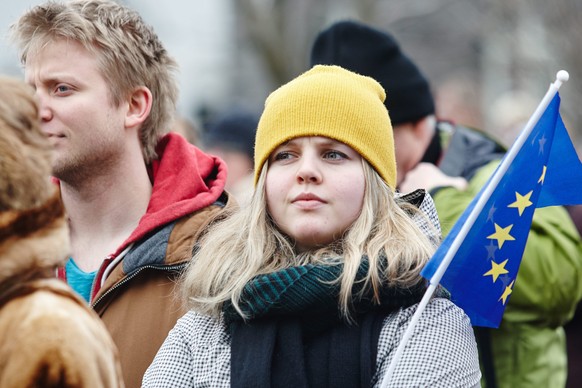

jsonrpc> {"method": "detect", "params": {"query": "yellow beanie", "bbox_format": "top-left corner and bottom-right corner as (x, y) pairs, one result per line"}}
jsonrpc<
(254, 65), (397, 188)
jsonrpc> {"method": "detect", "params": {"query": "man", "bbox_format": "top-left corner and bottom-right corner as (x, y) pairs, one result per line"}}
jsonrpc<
(11, 1), (231, 386)
(310, 20), (582, 388)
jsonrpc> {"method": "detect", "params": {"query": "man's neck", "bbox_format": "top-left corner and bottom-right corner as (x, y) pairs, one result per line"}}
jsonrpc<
(61, 159), (153, 272)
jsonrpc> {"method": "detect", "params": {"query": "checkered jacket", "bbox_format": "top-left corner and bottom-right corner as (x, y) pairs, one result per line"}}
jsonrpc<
(142, 191), (481, 387)
(143, 298), (481, 387)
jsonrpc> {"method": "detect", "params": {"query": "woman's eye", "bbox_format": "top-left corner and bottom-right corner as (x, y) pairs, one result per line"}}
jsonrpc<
(324, 150), (346, 160)
(273, 151), (293, 161)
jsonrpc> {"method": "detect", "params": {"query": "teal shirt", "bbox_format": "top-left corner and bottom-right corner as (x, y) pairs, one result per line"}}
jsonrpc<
(65, 258), (97, 303)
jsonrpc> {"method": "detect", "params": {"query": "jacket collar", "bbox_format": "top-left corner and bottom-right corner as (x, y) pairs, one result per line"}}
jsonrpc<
(114, 132), (227, 256)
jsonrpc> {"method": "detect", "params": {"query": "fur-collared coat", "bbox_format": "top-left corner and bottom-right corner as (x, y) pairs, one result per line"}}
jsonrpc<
(0, 76), (123, 386)
(0, 192), (124, 388)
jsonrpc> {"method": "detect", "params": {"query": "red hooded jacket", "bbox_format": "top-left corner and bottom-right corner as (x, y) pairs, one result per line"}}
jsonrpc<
(59, 133), (231, 388)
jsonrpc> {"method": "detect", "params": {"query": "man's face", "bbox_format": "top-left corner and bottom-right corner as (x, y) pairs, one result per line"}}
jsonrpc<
(25, 39), (128, 183)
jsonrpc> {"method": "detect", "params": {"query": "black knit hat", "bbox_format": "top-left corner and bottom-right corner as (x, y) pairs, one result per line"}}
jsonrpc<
(310, 20), (435, 125)
(204, 109), (259, 162)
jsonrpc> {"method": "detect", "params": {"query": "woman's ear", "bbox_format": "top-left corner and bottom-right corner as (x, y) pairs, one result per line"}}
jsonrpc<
(125, 86), (152, 129)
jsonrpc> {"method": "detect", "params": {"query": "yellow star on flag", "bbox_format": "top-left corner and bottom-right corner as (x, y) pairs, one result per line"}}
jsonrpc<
(508, 191), (533, 216)
(538, 165), (547, 184)
(499, 280), (515, 305)
(483, 259), (509, 282)
(487, 224), (515, 249)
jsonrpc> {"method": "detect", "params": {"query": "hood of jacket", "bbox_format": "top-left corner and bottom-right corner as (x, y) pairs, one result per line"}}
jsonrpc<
(86, 133), (229, 301)
(437, 122), (506, 180)
(114, 132), (227, 257)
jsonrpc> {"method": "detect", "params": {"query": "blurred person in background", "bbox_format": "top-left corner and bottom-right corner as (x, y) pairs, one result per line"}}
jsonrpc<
(203, 108), (259, 207)
(11, 1), (232, 386)
(172, 116), (201, 146)
(311, 20), (582, 388)
(0, 76), (123, 388)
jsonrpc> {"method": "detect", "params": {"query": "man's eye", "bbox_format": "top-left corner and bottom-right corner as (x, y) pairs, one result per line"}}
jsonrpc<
(55, 85), (70, 93)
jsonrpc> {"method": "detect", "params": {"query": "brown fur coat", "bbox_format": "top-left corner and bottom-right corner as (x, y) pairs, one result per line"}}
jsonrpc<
(0, 195), (123, 388)
(0, 77), (124, 387)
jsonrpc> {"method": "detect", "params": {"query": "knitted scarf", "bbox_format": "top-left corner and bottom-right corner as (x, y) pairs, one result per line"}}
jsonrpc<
(224, 259), (445, 388)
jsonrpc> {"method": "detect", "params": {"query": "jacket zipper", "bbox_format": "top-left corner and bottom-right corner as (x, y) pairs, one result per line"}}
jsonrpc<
(91, 263), (187, 309)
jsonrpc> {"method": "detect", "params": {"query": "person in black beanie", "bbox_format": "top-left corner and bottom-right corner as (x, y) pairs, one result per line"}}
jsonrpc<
(311, 20), (434, 127)
(310, 20), (582, 388)
(203, 108), (259, 207)
(311, 20), (471, 190)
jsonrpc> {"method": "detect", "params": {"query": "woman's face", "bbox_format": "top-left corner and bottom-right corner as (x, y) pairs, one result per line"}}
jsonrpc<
(265, 136), (365, 252)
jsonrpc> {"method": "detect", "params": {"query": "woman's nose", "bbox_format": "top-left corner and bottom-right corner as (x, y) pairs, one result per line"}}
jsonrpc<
(296, 155), (322, 184)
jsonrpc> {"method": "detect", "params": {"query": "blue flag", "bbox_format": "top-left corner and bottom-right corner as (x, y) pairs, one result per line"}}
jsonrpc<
(421, 92), (582, 328)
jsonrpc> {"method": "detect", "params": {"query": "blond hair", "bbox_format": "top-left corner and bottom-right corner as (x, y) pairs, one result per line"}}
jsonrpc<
(181, 159), (436, 320)
(10, 0), (179, 163)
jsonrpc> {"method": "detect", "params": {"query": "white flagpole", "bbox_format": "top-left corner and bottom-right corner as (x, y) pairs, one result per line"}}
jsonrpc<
(379, 70), (569, 388)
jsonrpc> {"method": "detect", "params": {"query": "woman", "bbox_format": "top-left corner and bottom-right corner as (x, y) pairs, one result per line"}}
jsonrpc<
(143, 65), (481, 387)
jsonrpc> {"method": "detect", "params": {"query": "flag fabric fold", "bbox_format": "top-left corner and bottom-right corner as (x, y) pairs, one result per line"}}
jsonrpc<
(421, 92), (582, 328)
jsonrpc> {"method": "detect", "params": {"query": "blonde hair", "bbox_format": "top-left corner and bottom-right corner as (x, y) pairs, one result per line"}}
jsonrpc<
(181, 159), (436, 320)
(10, 0), (179, 163)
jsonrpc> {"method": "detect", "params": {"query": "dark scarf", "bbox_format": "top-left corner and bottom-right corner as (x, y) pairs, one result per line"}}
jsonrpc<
(224, 259), (440, 388)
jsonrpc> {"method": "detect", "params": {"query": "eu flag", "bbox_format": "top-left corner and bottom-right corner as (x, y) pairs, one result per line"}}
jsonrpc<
(421, 92), (582, 328)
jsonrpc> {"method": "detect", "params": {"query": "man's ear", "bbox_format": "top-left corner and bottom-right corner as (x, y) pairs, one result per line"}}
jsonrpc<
(412, 115), (435, 143)
(125, 86), (152, 129)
